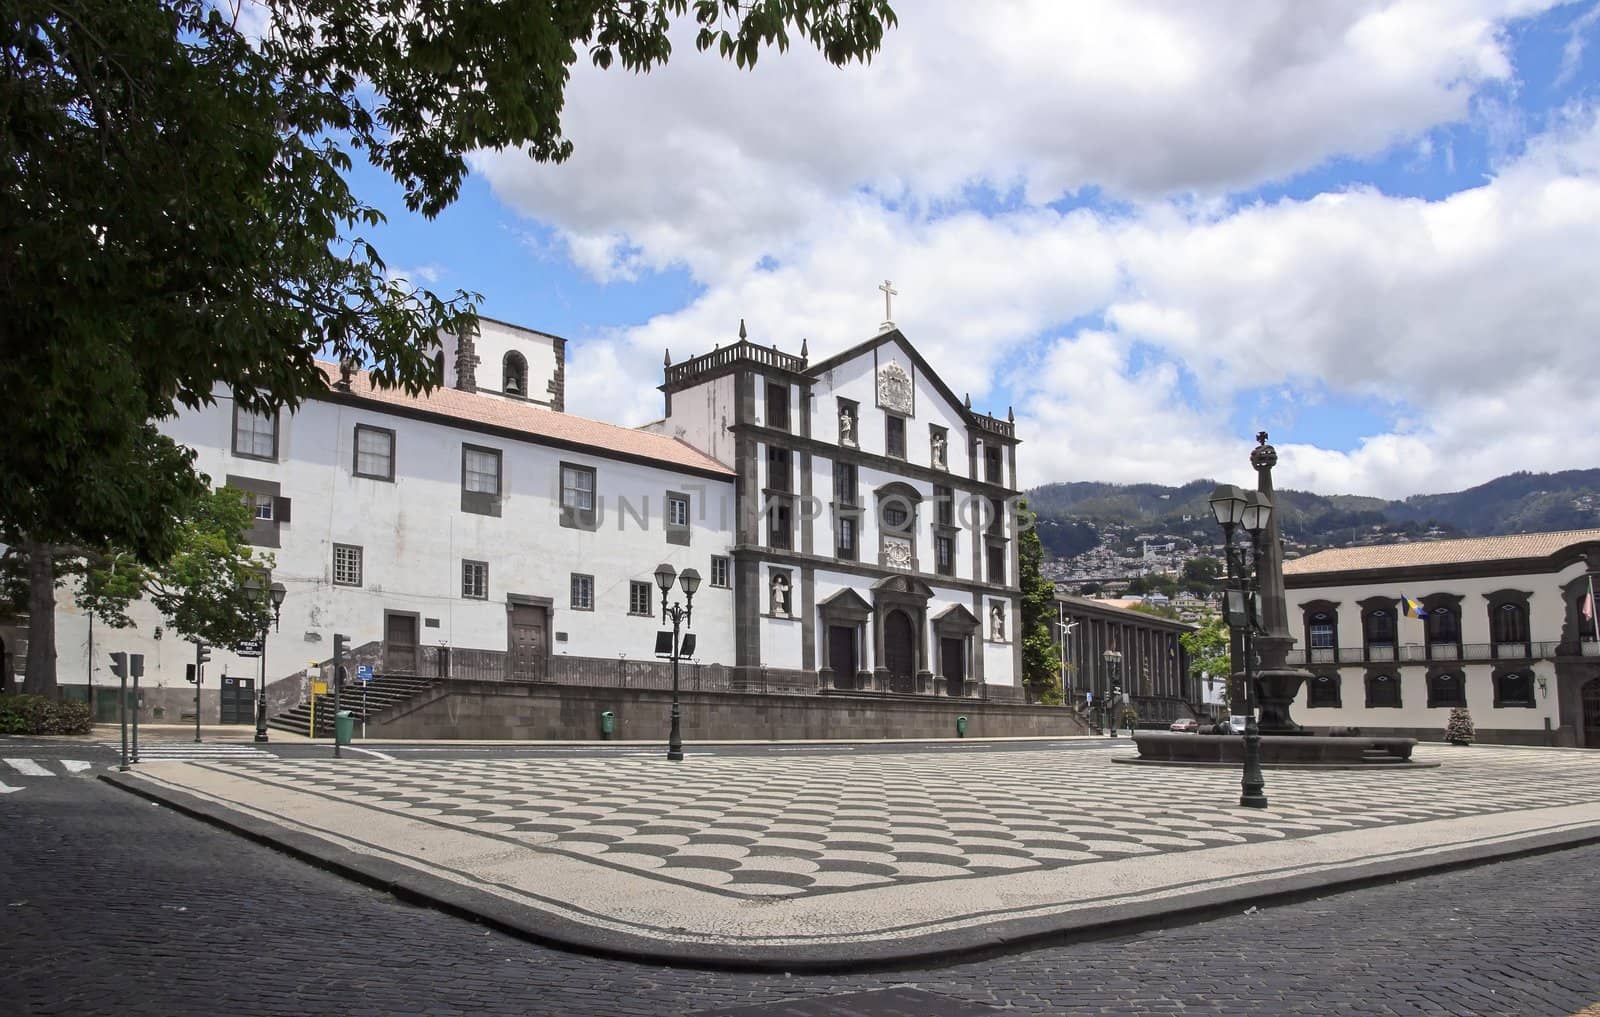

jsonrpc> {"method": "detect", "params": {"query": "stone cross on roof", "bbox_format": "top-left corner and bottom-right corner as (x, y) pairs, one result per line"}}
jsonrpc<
(878, 279), (898, 331)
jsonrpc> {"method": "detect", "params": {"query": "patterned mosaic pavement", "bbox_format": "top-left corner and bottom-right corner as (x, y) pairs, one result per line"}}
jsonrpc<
(180, 744), (1600, 899)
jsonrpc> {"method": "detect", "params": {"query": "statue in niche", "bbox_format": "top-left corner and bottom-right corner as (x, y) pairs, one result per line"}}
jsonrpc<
(839, 406), (856, 446)
(770, 572), (791, 617)
(931, 431), (947, 469)
(990, 603), (1006, 642)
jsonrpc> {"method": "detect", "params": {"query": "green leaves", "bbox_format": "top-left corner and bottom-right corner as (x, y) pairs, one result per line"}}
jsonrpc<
(1018, 499), (1064, 705)
(2, 0), (895, 568)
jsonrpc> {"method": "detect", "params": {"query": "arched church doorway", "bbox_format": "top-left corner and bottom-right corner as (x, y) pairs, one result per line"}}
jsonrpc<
(884, 609), (916, 694)
(1583, 677), (1600, 748)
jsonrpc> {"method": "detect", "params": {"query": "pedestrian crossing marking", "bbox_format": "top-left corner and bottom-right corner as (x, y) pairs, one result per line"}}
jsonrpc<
(61, 760), (93, 773)
(3, 759), (52, 776)
(110, 742), (276, 762)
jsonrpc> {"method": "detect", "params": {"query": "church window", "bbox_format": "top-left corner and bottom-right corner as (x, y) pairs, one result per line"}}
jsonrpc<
(232, 405), (278, 461)
(768, 498), (793, 550)
(559, 463), (597, 528)
(936, 535), (955, 576)
(984, 444), (1003, 485)
(987, 542), (1006, 584)
(766, 382), (789, 431)
(629, 581), (653, 616)
(353, 425), (394, 481)
(462, 445), (502, 516)
(710, 556), (731, 588)
(332, 544), (362, 587)
(834, 461), (857, 506)
(882, 504), (909, 529)
(462, 560), (488, 600)
(885, 415), (906, 459)
(767, 446), (792, 492)
(503, 351), (528, 396)
(934, 485), (954, 527)
(837, 516), (857, 560)
(570, 574), (594, 611)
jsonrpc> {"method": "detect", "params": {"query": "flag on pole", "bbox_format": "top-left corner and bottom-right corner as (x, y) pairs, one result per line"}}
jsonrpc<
(1399, 593), (1429, 619)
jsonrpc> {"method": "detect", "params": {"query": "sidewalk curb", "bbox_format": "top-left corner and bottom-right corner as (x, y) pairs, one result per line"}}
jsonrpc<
(99, 771), (1600, 973)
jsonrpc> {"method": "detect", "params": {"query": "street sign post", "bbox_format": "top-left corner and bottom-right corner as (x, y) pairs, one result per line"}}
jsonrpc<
(356, 664), (373, 682)
(356, 664), (372, 738)
(234, 639), (263, 658)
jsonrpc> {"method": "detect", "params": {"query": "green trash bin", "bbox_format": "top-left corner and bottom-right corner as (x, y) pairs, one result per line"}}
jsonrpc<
(956, 715), (968, 738)
(335, 710), (354, 745)
(600, 711), (615, 740)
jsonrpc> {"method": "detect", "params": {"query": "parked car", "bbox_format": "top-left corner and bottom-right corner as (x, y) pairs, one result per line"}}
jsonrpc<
(1169, 718), (1199, 733)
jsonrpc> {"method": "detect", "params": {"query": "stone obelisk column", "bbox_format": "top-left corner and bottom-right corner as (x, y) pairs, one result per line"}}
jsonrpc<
(1249, 432), (1312, 734)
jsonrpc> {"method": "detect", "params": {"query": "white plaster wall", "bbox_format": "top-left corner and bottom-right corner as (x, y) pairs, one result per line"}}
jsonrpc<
(760, 562), (805, 668)
(651, 373), (737, 468)
(57, 392), (737, 689)
(1284, 565), (1579, 732)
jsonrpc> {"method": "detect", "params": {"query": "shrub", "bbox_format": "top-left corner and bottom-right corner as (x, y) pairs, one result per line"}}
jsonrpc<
(1445, 707), (1475, 745)
(0, 695), (94, 736)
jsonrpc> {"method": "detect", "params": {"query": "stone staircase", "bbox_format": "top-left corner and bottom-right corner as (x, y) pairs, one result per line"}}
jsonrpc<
(267, 673), (438, 738)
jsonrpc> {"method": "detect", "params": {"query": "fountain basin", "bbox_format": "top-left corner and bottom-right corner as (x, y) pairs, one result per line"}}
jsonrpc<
(1123, 731), (1436, 769)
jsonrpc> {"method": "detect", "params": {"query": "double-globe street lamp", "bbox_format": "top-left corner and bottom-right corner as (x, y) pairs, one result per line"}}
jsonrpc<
(654, 563), (700, 762)
(1207, 483), (1273, 809)
(242, 575), (287, 744)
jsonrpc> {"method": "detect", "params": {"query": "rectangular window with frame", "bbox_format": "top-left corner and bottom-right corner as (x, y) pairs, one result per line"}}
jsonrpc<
(767, 446), (792, 493)
(984, 444), (1004, 485)
(353, 425), (395, 481)
(232, 404), (278, 461)
(629, 580), (653, 616)
(462, 560), (488, 600)
(766, 382), (790, 432)
(462, 445), (502, 516)
(837, 515), (857, 560)
(665, 491), (690, 546)
(934, 484), (954, 527)
(885, 415), (906, 459)
(332, 544), (363, 587)
(251, 492), (275, 522)
(560, 462), (597, 528)
(710, 555), (731, 588)
(834, 460), (857, 506)
(987, 542), (1006, 585)
(570, 573), (594, 611)
(768, 498), (793, 550)
(936, 534), (955, 576)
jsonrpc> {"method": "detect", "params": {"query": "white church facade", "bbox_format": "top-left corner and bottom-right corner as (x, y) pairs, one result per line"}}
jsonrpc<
(41, 315), (1024, 722)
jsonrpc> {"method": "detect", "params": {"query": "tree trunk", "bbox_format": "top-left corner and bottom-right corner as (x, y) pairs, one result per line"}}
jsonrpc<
(21, 540), (58, 697)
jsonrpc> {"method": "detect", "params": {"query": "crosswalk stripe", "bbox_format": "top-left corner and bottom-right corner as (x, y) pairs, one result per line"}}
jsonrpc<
(4, 759), (52, 776)
(61, 760), (93, 773)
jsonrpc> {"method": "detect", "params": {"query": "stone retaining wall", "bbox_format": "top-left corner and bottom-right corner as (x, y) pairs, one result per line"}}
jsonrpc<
(370, 680), (1091, 741)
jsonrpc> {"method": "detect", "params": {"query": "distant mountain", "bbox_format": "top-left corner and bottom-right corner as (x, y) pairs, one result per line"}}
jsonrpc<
(1024, 468), (1600, 559)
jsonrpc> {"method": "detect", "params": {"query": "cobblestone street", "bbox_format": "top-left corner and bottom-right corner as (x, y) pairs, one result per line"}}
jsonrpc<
(3, 773), (1598, 1016)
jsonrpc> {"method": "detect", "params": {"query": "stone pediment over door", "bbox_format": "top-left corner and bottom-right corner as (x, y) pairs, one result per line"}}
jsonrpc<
(872, 575), (934, 600)
(932, 603), (980, 634)
(819, 587), (873, 622)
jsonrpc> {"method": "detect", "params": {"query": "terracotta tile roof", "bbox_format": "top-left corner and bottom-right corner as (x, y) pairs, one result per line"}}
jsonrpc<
(1283, 528), (1600, 575)
(315, 362), (732, 477)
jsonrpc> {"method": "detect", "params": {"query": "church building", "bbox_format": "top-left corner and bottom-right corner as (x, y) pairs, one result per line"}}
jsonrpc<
(42, 312), (1025, 725)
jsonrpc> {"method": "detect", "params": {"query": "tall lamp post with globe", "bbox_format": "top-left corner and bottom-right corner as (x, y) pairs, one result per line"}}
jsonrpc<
(1207, 483), (1273, 808)
(653, 563), (700, 762)
(242, 575), (286, 744)
(1101, 648), (1122, 739)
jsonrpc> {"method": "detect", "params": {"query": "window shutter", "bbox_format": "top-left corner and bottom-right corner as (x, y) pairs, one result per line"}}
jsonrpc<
(274, 496), (292, 523)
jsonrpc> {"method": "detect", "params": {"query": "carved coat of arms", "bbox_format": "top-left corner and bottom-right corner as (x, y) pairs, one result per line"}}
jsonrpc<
(877, 360), (913, 414)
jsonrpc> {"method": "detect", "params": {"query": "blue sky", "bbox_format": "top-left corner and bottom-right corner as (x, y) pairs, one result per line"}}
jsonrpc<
(349, 1), (1600, 499)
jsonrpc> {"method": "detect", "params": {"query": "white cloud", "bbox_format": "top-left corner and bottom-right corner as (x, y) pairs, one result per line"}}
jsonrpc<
(473, 0), (1550, 281)
(554, 103), (1600, 500)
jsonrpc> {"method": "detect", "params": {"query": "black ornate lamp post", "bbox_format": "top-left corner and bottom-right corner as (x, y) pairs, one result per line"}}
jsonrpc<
(1102, 649), (1122, 739)
(654, 563), (700, 762)
(243, 576), (286, 744)
(1208, 482), (1273, 809)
